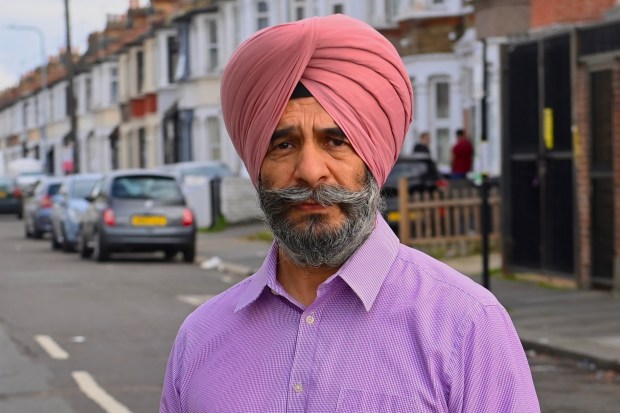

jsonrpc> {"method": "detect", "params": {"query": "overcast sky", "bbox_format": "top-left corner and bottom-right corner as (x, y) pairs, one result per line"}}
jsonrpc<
(0, 0), (143, 91)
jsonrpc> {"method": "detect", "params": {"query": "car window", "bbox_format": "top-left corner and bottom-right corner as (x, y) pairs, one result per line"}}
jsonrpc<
(389, 162), (430, 179)
(111, 176), (183, 201)
(89, 178), (106, 199)
(70, 179), (100, 199)
(47, 183), (62, 196)
(34, 181), (45, 195)
(0, 178), (14, 190)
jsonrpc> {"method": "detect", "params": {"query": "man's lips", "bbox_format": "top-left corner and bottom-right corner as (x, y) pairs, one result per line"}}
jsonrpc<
(294, 202), (330, 212)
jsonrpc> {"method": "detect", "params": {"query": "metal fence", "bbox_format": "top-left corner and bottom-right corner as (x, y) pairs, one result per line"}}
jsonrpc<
(397, 179), (501, 248)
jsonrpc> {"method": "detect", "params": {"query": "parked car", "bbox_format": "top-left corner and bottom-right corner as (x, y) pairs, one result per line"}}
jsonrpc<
(161, 160), (233, 185)
(23, 177), (65, 239)
(78, 170), (196, 262)
(381, 154), (448, 230)
(50, 174), (102, 252)
(0, 176), (22, 215)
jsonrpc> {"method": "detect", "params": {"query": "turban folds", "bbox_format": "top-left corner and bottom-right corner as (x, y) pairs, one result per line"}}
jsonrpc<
(221, 14), (413, 187)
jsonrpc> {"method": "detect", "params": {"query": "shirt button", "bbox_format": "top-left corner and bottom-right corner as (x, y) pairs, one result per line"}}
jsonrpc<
(294, 383), (303, 393)
(305, 314), (315, 325)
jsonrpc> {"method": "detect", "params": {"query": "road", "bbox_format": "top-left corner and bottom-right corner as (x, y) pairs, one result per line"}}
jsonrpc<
(0, 214), (619, 412)
(0, 215), (231, 413)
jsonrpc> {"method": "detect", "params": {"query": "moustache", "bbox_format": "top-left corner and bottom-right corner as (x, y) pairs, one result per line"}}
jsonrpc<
(259, 184), (370, 209)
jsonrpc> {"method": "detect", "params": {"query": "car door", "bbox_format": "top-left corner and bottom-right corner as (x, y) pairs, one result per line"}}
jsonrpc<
(51, 182), (68, 237)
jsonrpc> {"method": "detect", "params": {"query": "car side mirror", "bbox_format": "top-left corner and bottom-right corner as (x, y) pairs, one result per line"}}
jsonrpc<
(84, 195), (94, 203)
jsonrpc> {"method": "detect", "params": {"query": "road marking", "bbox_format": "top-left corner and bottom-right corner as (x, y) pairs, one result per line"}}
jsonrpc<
(35, 335), (69, 360)
(72, 371), (132, 413)
(177, 294), (214, 307)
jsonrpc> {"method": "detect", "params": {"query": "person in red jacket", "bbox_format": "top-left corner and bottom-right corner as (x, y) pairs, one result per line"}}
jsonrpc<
(451, 129), (473, 179)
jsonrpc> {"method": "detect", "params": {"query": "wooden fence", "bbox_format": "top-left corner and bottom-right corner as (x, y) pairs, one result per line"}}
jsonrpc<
(397, 178), (501, 248)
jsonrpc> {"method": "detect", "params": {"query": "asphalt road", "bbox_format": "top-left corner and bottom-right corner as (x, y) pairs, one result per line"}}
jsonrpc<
(0, 215), (230, 413)
(0, 214), (619, 412)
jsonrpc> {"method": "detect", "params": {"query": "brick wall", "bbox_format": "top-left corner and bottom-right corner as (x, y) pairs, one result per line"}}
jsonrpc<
(531, 0), (616, 28)
(574, 65), (591, 287)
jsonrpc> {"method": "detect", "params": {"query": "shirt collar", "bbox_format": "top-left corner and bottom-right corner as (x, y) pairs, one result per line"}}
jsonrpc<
(234, 215), (400, 313)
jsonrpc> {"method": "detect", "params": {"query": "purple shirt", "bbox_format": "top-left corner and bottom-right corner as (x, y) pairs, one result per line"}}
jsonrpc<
(160, 216), (540, 412)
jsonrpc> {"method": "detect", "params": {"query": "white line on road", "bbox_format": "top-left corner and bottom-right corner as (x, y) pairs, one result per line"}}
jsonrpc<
(177, 294), (214, 307)
(72, 371), (133, 413)
(35, 335), (69, 360)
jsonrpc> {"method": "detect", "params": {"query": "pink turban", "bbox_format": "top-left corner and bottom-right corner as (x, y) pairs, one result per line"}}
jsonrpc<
(221, 14), (413, 187)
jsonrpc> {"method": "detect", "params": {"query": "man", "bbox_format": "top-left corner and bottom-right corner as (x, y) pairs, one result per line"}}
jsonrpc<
(160, 15), (539, 413)
(413, 131), (431, 154)
(451, 129), (474, 179)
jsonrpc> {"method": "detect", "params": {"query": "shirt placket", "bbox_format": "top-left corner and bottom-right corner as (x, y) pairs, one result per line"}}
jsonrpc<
(286, 306), (322, 412)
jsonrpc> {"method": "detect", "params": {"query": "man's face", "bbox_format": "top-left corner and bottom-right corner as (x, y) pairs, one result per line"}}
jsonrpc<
(258, 97), (382, 268)
(260, 97), (367, 231)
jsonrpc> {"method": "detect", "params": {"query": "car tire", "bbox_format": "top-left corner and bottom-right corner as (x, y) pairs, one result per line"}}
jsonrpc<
(61, 227), (74, 253)
(51, 228), (61, 250)
(93, 231), (110, 263)
(78, 229), (92, 259)
(182, 245), (195, 263)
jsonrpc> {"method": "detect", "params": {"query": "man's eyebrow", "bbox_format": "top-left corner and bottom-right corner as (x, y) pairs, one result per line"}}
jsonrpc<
(320, 126), (347, 139)
(271, 127), (294, 142)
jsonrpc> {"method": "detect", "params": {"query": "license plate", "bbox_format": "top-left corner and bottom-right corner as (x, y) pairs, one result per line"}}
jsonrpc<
(0, 191), (6, 198)
(132, 215), (167, 226)
(387, 211), (420, 222)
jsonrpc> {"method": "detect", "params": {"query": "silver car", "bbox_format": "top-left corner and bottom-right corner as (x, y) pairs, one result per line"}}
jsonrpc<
(78, 170), (196, 262)
(50, 174), (102, 252)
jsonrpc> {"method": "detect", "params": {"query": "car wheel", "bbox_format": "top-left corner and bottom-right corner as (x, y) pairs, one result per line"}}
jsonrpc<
(93, 231), (110, 263)
(164, 249), (177, 261)
(51, 228), (61, 250)
(182, 245), (196, 263)
(61, 227), (74, 253)
(78, 229), (92, 259)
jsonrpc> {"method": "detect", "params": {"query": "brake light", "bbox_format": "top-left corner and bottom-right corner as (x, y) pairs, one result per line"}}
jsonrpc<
(436, 179), (449, 189)
(12, 187), (22, 198)
(182, 208), (194, 227)
(103, 209), (116, 226)
(40, 195), (53, 208)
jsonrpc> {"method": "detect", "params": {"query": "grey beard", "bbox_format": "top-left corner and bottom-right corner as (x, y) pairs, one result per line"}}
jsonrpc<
(258, 171), (384, 268)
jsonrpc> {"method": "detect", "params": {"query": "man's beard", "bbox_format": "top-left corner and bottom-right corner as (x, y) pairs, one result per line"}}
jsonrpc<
(258, 170), (384, 268)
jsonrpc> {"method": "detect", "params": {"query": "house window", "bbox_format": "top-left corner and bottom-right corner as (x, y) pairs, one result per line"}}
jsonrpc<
(206, 20), (219, 72)
(167, 36), (179, 83)
(430, 77), (451, 166)
(296, 6), (304, 20)
(257, 1), (270, 30)
(110, 67), (119, 104)
(85, 77), (92, 111)
(207, 117), (221, 160)
(292, 0), (305, 20)
(23, 101), (29, 128)
(136, 50), (144, 94)
(332, 3), (344, 14)
(138, 128), (147, 168)
(50, 89), (55, 121)
(435, 81), (450, 119)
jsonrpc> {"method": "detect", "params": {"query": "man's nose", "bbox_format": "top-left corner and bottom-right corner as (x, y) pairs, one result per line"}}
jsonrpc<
(293, 142), (330, 188)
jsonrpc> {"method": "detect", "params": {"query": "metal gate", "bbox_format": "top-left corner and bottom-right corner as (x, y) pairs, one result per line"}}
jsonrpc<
(589, 70), (614, 285)
(504, 34), (575, 276)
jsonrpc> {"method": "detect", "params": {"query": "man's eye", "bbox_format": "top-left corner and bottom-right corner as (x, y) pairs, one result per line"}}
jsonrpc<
(328, 138), (348, 147)
(272, 141), (292, 150)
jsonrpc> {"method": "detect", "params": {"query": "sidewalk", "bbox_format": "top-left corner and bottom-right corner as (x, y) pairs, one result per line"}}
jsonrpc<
(196, 222), (620, 371)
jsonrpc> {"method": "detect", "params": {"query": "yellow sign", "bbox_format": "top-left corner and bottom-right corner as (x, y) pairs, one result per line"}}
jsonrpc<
(544, 108), (554, 150)
(131, 216), (167, 226)
(572, 125), (581, 159)
(0, 191), (6, 198)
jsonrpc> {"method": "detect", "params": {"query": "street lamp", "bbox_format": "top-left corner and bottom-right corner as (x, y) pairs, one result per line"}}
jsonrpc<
(8, 24), (49, 175)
